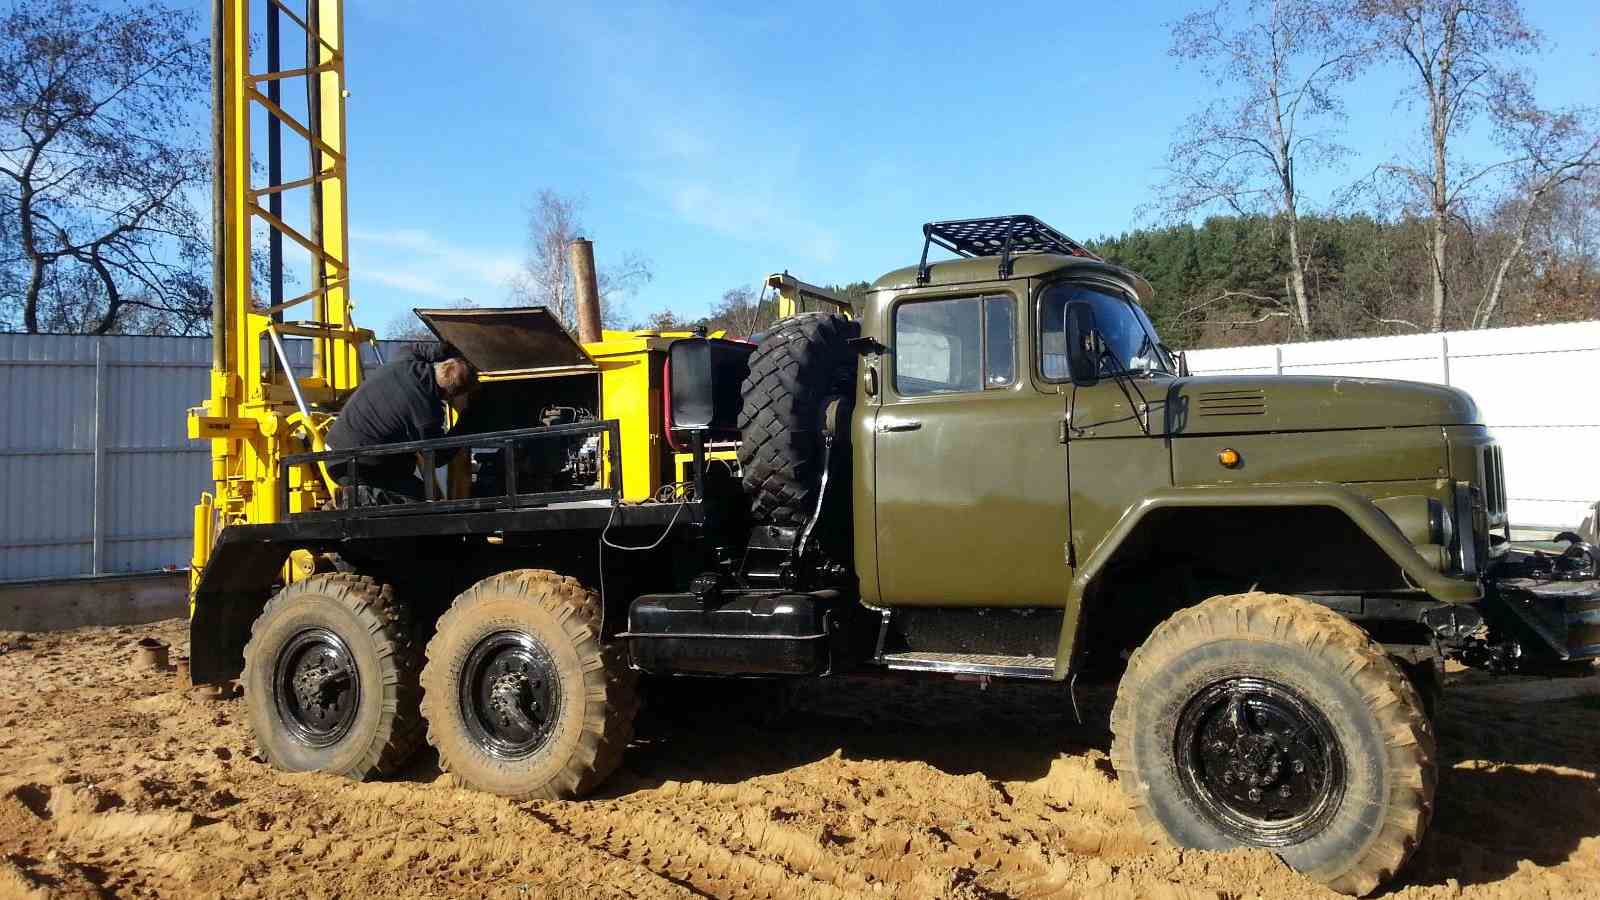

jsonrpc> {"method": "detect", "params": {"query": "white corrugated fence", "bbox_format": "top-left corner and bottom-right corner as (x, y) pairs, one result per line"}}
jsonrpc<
(0, 334), (408, 582)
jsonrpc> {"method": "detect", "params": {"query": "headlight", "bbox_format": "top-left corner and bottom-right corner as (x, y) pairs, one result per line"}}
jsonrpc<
(1374, 494), (1455, 572)
(1430, 497), (1452, 549)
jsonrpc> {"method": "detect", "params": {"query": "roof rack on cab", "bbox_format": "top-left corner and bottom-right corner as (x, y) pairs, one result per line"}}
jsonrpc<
(917, 214), (1102, 284)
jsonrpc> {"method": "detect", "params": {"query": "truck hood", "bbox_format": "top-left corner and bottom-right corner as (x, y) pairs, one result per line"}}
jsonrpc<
(1164, 374), (1481, 435)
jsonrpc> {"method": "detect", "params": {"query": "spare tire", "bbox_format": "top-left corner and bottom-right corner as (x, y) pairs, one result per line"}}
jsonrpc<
(738, 312), (859, 525)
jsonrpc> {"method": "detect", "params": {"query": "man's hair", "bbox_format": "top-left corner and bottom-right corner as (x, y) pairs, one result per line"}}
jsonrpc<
(434, 357), (478, 399)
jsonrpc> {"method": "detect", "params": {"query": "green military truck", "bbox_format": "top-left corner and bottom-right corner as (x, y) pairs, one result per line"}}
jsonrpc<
(194, 215), (1600, 896)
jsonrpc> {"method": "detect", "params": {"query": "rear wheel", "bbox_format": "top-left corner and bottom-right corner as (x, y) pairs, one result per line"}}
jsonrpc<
(421, 569), (638, 799)
(1110, 593), (1435, 896)
(242, 574), (424, 778)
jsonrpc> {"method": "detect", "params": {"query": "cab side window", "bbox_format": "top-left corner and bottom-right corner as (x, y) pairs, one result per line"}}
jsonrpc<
(984, 297), (1015, 387)
(894, 295), (1015, 397)
(1037, 283), (1169, 381)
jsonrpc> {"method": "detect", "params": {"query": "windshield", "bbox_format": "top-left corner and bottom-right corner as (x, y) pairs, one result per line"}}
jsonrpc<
(1038, 282), (1171, 379)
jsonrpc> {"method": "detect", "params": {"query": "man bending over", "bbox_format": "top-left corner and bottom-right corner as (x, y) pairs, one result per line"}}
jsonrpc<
(326, 344), (478, 505)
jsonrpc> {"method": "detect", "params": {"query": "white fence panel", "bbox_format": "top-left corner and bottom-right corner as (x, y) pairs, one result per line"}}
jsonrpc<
(1186, 321), (1600, 529)
(0, 334), (414, 581)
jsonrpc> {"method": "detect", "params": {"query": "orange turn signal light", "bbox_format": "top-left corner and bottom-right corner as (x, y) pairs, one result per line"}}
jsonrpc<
(1218, 448), (1241, 468)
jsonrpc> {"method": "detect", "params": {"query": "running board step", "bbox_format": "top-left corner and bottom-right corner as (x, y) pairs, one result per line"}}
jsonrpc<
(878, 652), (1055, 680)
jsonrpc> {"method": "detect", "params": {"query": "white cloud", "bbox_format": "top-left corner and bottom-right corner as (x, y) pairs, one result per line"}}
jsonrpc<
(362, 269), (456, 301)
(669, 181), (840, 264)
(350, 227), (521, 303)
(550, 6), (842, 267)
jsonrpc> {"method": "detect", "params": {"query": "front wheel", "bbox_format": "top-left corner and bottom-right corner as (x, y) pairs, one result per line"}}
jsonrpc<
(1110, 593), (1436, 896)
(421, 569), (638, 799)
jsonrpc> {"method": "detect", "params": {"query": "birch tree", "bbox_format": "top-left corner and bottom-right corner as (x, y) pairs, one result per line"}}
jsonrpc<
(1154, 0), (1362, 339)
(1354, 0), (1540, 330)
(1470, 91), (1598, 327)
(510, 190), (652, 329)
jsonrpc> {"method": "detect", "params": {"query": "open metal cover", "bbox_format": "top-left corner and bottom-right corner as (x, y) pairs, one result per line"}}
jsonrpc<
(413, 306), (597, 377)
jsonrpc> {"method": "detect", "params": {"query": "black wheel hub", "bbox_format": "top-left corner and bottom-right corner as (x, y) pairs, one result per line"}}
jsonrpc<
(273, 627), (360, 747)
(1174, 676), (1345, 847)
(460, 630), (560, 759)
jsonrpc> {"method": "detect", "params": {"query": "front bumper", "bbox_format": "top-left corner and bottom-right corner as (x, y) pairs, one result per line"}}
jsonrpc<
(1489, 576), (1600, 661)
(1471, 540), (1600, 670)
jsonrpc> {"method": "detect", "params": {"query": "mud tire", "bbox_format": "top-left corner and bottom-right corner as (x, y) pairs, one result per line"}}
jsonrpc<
(242, 574), (424, 779)
(738, 312), (859, 525)
(1110, 592), (1436, 896)
(421, 569), (638, 799)
(1392, 654), (1443, 723)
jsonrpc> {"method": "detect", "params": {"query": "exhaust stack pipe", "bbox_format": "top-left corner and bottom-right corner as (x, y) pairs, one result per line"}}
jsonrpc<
(570, 238), (602, 344)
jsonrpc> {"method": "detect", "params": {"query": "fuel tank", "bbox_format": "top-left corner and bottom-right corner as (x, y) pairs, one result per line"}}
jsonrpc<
(623, 590), (835, 676)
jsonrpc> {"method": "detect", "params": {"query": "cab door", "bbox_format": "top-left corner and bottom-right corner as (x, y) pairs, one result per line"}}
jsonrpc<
(1038, 281), (1176, 582)
(872, 285), (1070, 608)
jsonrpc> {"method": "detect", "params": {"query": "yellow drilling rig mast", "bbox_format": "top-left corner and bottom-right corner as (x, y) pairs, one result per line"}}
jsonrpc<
(188, 0), (363, 571)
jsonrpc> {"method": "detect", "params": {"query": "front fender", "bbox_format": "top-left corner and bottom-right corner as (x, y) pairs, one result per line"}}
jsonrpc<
(1052, 482), (1482, 678)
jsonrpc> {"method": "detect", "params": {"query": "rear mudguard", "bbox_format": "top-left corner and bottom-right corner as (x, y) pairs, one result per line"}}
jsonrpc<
(1054, 483), (1483, 679)
(188, 525), (295, 684)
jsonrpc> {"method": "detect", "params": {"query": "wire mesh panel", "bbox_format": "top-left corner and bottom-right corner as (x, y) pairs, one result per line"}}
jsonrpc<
(923, 215), (1101, 261)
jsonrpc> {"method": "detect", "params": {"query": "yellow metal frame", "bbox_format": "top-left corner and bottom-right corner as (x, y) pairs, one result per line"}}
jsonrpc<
(767, 272), (853, 320)
(192, 0), (364, 599)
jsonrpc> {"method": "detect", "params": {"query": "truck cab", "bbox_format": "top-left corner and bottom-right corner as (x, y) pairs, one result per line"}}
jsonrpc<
(832, 219), (1518, 686)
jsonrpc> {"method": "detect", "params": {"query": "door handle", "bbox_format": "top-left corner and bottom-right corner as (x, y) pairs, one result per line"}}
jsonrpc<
(880, 420), (922, 433)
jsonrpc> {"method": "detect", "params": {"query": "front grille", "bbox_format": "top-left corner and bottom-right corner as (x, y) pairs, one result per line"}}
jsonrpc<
(1481, 443), (1507, 520)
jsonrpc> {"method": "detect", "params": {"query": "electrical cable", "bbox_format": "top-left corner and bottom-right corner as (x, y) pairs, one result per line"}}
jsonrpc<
(599, 497), (690, 552)
(596, 497), (691, 640)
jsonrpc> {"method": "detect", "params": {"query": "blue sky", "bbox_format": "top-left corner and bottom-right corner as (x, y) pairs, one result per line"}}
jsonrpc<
(215, 0), (1598, 332)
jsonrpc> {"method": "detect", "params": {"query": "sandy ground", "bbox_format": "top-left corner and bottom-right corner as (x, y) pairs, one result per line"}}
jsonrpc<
(1, 620), (1598, 899)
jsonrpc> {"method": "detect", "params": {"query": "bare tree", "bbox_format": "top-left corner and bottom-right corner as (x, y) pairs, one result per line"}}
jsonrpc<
(0, 0), (211, 335)
(703, 285), (774, 338)
(383, 296), (478, 341)
(1354, 0), (1541, 330)
(1470, 95), (1599, 327)
(631, 308), (695, 332)
(383, 313), (436, 342)
(508, 190), (652, 329)
(1153, 0), (1362, 339)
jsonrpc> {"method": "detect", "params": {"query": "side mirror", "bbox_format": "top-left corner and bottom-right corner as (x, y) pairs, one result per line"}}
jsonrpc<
(1064, 302), (1100, 386)
(1160, 342), (1191, 377)
(667, 338), (752, 437)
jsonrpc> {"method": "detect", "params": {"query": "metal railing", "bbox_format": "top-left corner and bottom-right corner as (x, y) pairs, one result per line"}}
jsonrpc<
(279, 419), (622, 518)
